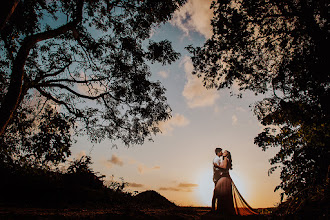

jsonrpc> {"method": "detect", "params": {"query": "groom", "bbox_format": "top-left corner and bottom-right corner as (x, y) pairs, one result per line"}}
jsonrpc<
(212, 147), (223, 211)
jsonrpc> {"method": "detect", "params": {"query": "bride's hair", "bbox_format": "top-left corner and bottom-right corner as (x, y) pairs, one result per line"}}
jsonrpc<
(225, 151), (233, 169)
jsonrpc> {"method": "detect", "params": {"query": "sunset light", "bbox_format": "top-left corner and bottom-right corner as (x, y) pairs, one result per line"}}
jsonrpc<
(2, 0), (326, 218)
(196, 168), (213, 206)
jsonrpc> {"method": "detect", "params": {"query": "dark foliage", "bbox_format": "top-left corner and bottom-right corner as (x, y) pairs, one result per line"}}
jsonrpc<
(0, 102), (73, 168)
(0, 0), (186, 146)
(0, 155), (132, 207)
(0, 0), (187, 211)
(0, 154), (177, 209)
(188, 0), (329, 214)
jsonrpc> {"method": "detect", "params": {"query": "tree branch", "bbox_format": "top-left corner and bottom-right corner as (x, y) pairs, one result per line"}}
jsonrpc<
(0, 0), (20, 31)
(41, 77), (108, 84)
(34, 62), (73, 84)
(0, 0), (84, 136)
(36, 87), (76, 116)
(37, 83), (108, 100)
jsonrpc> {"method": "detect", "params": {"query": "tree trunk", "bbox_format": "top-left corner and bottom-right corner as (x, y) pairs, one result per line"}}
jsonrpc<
(0, 37), (31, 136)
(0, 29), (69, 136)
(0, 0), (20, 31)
(0, 0), (84, 137)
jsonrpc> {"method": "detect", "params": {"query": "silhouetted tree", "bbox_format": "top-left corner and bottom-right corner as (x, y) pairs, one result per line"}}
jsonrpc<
(67, 155), (105, 189)
(0, 101), (73, 168)
(188, 0), (329, 213)
(0, 0), (186, 147)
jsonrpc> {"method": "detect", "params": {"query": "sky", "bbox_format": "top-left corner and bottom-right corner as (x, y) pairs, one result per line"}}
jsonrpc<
(68, 0), (282, 208)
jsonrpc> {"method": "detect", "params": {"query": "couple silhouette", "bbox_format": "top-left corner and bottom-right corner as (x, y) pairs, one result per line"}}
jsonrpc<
(211, 148), (258, 216)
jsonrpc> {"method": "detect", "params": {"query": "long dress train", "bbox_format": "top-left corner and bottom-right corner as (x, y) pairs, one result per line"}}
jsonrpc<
(214, 159), (258, 216)
(232, 181), (259, 215)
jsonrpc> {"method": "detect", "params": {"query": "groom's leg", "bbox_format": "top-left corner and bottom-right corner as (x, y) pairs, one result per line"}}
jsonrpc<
(211, 182), (217, 211)
(212, 191), (216, 211)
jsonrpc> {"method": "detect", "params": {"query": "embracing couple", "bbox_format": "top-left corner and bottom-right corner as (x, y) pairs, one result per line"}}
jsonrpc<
(211, 147), (258, 216)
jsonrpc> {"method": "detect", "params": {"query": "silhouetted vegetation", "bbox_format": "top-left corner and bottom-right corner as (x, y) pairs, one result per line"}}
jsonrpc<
(0, 0), (186, 145)
(188, 0), (329, 215)
(0, 103), (73, 169)
(134, 190), (176, 208)
(0, 0), (186, 213)
(0, 155), (122, 207)
(0, 154), (178, 210)
(0, 0), (186, 216)
(1, 0), (328, 218)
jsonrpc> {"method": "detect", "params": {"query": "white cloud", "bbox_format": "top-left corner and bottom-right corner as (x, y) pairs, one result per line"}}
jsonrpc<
(170, 0), (213, 38)
(157, 113), (190, 135)
(158, 70), (169, 79)
(182, 56), (220, 108)
(232, 115), (238, 125)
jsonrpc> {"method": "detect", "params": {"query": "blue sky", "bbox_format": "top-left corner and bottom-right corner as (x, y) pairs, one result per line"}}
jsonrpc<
(68, 0), (282, 208)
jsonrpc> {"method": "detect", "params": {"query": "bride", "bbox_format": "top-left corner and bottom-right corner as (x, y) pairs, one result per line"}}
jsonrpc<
(214, 150), (259, 216)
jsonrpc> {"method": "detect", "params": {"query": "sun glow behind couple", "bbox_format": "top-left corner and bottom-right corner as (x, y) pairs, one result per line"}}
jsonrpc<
(195, 167), (249, 207)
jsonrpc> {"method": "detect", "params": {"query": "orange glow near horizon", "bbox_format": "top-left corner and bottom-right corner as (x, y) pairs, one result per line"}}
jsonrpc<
(193, 168), (256, 207)
(145, 165), (281, 208)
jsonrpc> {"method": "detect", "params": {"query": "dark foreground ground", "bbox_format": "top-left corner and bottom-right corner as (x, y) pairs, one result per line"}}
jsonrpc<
(0, 206), (319, 220)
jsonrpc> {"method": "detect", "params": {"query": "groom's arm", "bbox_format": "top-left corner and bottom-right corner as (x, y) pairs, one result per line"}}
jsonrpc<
(213, 161), (221, 169)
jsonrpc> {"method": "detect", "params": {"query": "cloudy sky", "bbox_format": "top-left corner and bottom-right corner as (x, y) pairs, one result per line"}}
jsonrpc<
(69, 0), (282, 208)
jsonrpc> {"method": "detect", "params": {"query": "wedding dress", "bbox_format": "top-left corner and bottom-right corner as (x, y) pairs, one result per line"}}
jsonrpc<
(214, 158), (259, 216)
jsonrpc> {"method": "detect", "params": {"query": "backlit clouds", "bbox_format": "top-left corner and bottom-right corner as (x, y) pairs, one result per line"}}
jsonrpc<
(159, 182), (198, 192)
(178, 183), (198, 188)
(103, 155), (160, 174)
(182, 56), (220, 108)
(128, 182), (144, 188)
(157, 113), (190, 135)
(129, 159), (160, 174)
(170, 0), (213, 38)
(138, 164), (160, 174)
(159, 187), (182, 191)
(109, 154), (124, 166)
(103, 154), (124, 168)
